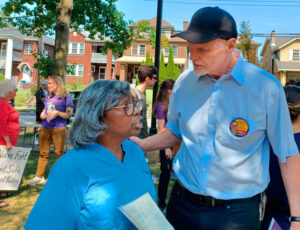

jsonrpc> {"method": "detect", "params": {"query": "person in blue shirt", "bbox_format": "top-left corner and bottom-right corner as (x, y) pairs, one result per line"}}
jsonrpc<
(25, 80), (156, 230)
(130, 7), (300, 230)
(261, 85), (300, 230)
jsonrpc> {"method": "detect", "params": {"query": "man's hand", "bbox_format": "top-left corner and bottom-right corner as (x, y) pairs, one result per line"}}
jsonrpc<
(165, 148), (173, 160)
(5, 141), (13, 151)
(129, 136), (146, 151)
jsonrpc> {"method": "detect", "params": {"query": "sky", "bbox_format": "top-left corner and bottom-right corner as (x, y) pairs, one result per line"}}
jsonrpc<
(115, 0), (300, 56)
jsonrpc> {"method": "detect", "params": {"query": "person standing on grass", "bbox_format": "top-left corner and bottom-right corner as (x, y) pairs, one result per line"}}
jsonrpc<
(131, 65), (158, 139)
(35, 80), (48, 125)
(0, 79), (19, 208)
(27, 76), (73, 186)
(130, 6), (300, 230)
(154, 79), (175, 212)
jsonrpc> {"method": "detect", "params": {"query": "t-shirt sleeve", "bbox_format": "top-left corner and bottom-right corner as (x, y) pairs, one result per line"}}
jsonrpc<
(24, 159), (84, 230)
(166, 86), (182, 138)
(266, 83), (299, 163)
(0, 103), (9, 137)
(156, 102), (165, 120)
(66, 95), (74, 107)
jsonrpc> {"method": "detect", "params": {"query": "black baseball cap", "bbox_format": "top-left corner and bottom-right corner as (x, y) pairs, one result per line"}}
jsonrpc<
(172, 7), (237, 44)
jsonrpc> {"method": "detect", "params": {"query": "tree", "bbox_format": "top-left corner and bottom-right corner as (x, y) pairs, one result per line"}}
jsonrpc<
(1, 0), (134, 81)
(141, 51), (154, 66)
(159, 52), (167, 85)
(166, 47), (180, 80)
(236, 21), (256, 64)
(149, 29), (168, 50)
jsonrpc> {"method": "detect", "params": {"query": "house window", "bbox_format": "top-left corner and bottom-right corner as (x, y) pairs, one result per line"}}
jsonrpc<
(131, 44), (146, 56)
(292, 49), (300, 61)
(67, 64), (84, 76)
(99, 67), (106, 79)
(69, 43), (85, 54)
(0, 43), (7, 56)
(24, 44), (33, 54)
(91, 65), (95, 73)
(164, 45), (178, 57)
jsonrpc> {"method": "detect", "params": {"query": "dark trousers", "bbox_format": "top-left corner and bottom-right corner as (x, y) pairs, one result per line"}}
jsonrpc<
(158, 150), (172, 210)
(166, 181), (261, 230)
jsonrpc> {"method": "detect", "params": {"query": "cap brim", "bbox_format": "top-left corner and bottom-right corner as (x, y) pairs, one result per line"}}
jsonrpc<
(171, 30), (218, 44)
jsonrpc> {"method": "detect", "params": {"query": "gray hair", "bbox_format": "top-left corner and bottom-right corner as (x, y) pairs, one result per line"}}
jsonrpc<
(0, 79), (17, 98)
(68, 80), (131, 149)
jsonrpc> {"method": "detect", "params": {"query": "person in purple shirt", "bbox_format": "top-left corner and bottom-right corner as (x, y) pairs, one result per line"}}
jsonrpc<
(261, 85), (300, 230)
(28, 76), (74, 186)
(154, 79), (175, 212)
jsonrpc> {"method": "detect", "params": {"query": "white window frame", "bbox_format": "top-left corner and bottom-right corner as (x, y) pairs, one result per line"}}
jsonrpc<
(67, 64), (84, 76)
(24, 44), (33, 54)
(0, 43), (7, 56)
(164, 45), (178, 57)
(99, 67), (106, 79)
(69, 42), (85, 54)
(131, 44), (146, 56)
(292, 49), (300, 61)
(91, 65), (96, 73)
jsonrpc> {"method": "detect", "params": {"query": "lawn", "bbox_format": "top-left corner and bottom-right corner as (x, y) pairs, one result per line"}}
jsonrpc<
(14, 89), (33, 108)
(0, 146), (174, 230)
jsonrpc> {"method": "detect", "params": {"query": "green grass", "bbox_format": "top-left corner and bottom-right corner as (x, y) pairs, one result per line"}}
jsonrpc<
(0, 148), (174, 230)
(15, 89), (33, 108)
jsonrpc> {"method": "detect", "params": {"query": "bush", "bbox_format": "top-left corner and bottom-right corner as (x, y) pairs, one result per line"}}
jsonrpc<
(0, 73), (4, 82)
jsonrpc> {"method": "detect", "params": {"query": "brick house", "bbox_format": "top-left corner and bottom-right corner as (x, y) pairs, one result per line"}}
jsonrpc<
(115, 17), (189, 82)
(0, 28), (114, 85)
(260, 31), (300, 85)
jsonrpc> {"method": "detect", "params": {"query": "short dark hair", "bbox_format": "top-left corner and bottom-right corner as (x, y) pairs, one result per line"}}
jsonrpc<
(137, 65), (158, 83)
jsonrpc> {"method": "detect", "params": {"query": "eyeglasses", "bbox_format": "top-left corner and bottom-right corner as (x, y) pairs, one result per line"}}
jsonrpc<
(110, 99), (143, 116)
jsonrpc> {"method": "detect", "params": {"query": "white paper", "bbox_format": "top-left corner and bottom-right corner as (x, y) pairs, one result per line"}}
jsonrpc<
(0, 146), (31, 190)
(119, 193), (174, 230)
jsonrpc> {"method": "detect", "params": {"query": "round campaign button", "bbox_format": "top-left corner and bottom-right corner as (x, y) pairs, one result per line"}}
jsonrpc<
(230, 118), (249, 137)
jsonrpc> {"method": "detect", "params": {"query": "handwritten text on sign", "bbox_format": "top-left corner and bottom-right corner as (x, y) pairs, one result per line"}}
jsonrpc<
(0, 146), (31, 191)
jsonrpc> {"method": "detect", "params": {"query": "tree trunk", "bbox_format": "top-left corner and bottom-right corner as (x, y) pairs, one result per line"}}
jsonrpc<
(52, 0), (73, 82)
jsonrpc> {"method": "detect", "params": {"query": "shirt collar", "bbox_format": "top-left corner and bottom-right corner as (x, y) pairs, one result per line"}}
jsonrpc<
(230, 49), (245, 85)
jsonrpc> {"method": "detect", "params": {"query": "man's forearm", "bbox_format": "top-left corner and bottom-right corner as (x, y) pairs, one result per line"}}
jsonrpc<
(143, 128), (181, 152)
(280, 154), (300, 217)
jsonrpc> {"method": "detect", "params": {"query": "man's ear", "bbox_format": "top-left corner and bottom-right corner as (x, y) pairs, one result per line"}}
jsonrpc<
(226, 38), (236, 52)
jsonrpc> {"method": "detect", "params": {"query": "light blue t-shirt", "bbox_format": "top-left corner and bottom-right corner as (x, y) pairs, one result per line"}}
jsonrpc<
(25, 140), (156, 230)
(167, 53), (298, 200)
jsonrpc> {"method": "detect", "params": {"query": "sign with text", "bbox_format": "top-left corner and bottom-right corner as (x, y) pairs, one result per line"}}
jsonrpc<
(0, 146), (31, 191)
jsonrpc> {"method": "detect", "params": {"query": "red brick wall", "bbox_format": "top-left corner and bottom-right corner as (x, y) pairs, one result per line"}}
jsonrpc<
(67, 32), (92, 85)
(21, 41), (39, 82)
(44, 44), (54, 57)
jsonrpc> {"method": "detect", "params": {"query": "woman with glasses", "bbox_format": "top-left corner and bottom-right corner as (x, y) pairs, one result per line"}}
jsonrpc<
(25, 80), (156, 230)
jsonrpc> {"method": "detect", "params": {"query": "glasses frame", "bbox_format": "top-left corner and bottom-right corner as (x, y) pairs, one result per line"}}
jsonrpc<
(110, 99), (143, 116)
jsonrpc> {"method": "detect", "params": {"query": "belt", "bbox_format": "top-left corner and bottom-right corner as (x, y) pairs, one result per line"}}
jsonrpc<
(176, 180), (227, 208)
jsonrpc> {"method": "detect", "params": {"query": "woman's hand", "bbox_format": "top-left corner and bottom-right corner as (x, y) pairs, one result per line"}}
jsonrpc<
(47, 110), (58, 121)
(165, 148), (173, 160)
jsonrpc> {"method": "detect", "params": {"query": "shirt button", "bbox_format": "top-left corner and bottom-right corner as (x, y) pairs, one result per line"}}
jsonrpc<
(215, 83), (219, 87)
(209, 125), (213, 129)
(202, 168), (206, 172)
(211, 103), (216, 107)
(207, 147), (210, 151)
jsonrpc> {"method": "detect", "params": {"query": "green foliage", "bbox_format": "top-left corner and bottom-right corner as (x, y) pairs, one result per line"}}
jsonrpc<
(166, 47), (180, 80)
(135, 74), (139, 85)
(0, 72), (5, 82)
(236, 21), (254, 63)
(159, 52), (167, 85)
(150, 29), (169, 49)
(32, 52), (52, 78)
(66, 64), (76, 76)
(141, 51), (154, 66)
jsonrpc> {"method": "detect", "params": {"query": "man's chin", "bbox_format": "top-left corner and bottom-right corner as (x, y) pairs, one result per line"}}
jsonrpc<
(193, 69), (208, 76)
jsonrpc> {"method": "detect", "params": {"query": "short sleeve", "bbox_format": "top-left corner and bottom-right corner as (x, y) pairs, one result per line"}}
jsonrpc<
(66, 95), (74, 107)
(24, 160), (84, 230)
(266, 84), (299, 163)
(166, 86), (182, 138)
(156, 102), (165, 120)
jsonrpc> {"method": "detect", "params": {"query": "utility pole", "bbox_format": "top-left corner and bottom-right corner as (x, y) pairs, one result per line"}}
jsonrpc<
(149, 0), (163, 135)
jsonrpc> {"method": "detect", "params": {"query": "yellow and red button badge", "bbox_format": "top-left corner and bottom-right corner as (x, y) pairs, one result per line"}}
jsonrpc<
(230, 118), (249, 137)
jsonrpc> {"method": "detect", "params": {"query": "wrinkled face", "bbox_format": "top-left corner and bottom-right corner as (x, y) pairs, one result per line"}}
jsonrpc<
(102, 96), (142, 139)
(188, 38), (235, 78)
(47, 79), (58, 93)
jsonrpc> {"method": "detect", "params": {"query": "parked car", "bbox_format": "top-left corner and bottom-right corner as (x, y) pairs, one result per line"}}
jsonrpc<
(69, 90), (82, 115)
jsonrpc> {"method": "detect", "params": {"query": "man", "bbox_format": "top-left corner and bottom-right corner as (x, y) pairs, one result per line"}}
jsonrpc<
(132, 65), (158, 139)
(35, 80), (48, 124)
(130, 7), (300, 230)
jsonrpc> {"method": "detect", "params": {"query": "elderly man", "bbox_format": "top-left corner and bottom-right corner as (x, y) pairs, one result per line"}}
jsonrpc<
(130, 7), (300, 230)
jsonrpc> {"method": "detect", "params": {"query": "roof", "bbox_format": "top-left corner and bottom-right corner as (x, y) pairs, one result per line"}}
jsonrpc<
(130, 17), (174, 30)
(77, 31), (112, 42)
(275, 60), (300, 71)
(0, 28), (54, 46)
(261, 36), (299, 56)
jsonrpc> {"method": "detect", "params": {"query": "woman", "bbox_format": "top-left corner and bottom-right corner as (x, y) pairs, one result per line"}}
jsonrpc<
(25, 80), (156, 229)
(261, 85), (300, 230)
(0, 79), (19, 208)
(154, 79), (175, 212)
(27, 76), (74, 186)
